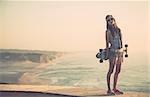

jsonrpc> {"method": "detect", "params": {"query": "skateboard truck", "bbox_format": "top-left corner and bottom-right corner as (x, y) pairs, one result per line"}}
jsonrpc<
(124, 44), (128, 57)
(99, 50), (102, 63)
(96, 48), (109, 63)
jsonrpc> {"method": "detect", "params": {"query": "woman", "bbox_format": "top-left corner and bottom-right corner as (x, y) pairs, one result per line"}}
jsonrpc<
(105, 15), (124, 95)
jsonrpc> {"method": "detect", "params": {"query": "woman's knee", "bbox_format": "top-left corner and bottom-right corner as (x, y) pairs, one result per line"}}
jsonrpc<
(115, 65), (121, 74)
(108, 69), (114, 74)
(115, 69), (121, 74)
(108, 58), (115, 75)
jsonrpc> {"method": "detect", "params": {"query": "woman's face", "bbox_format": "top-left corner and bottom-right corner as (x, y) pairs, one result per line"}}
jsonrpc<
(107, 18), (115, 25)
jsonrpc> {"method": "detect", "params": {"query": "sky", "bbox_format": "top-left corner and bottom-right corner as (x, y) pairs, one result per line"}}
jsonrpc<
(0, 0), (149, 53)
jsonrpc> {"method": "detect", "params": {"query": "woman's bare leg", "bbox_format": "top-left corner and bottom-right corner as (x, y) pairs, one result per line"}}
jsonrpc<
(107, 57), (116, 91)
(113, 55), (123, 94)
(113, 62), (121, 90)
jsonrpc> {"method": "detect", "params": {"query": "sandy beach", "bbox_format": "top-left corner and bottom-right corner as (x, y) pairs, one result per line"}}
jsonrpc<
(0, 84), (149, 97)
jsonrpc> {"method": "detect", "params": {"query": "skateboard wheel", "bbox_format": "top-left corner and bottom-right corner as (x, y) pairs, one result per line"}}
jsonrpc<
(96, 53), (100, 58)
(100, 59), (103, 63)
(99, 49), (103, 52)
(125, 44), (128, 47)
(125, 54), (128, 57)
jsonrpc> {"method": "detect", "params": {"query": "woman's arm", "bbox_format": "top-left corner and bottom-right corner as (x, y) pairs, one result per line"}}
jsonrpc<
(106, 30), (109, 48)
(118, 29), (123, 48)
(105, 30), (109, 59)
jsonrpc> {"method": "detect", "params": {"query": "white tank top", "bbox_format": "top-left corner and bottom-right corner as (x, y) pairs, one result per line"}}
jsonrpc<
(107, 29), (122, 49)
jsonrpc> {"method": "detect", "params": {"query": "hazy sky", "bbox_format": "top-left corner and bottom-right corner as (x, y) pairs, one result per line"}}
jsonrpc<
(0, 0), (148, 53)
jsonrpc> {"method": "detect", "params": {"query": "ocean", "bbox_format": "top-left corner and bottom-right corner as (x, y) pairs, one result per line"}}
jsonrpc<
(0, 51), (149, 93)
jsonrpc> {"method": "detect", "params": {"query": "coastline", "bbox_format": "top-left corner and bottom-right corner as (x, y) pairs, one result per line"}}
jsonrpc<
(0, 49), (64, 85)
(0, 84), (149, 97)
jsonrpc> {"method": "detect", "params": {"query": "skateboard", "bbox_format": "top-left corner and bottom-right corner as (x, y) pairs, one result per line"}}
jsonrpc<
(96, 44), (128, 63)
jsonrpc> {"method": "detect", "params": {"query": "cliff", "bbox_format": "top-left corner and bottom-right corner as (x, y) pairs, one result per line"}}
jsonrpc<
(0, 49), (62, 63)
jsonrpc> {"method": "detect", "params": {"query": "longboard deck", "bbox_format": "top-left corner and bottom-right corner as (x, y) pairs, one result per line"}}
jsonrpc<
(0, 84), (149, 97)
(96, 44), (128, 63)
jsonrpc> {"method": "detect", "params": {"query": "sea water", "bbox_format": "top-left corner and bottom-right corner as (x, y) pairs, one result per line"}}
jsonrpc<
(34, 51), (149, 93)
(0, 51), (149, 93)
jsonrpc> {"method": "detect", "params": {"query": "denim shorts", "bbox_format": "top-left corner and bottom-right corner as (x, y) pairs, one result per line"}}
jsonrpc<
(109, 48), (123, 61)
